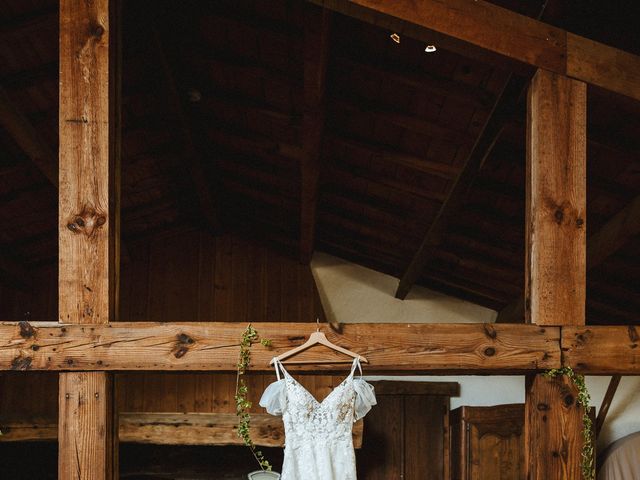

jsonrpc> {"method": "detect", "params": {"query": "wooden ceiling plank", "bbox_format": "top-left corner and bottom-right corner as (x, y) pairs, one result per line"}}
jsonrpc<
(312, 0), (640, 102)
(151, 28), (220, 232)
(300, 5), (331, 264)
(0, 85), (57, 186)
(394, 72), (526, 299)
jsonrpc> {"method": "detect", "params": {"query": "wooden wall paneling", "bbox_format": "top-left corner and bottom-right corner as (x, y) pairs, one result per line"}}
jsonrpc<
(58, 0), (120, 477)
(214, 234), (233, 323)
(266, 247), (283, 322)
(196, 232), (216, 321)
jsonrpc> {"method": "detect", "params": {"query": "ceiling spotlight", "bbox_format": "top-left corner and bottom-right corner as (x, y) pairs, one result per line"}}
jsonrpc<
(187, 88), (202, 103)
(390, 33), (400, 44)
(425, 45), (437, 53)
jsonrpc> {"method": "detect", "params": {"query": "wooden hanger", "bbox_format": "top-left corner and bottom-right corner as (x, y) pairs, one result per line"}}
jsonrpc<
(270, 319), (368, 365)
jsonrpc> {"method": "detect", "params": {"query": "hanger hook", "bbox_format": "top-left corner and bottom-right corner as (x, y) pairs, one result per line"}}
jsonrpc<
(316, 317), (320, 332)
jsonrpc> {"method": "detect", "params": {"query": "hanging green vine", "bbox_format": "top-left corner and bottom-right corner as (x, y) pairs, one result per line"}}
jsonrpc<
(236, 324), (273, 471)
(544, 367), (594, 480)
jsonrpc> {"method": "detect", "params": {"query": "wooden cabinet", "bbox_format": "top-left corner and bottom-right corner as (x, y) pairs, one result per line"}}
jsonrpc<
(450, 404), (524, 480)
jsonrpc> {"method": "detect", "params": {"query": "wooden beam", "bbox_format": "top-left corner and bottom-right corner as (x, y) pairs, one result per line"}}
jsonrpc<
(59, 0), (120, 478)
(498, 193), (640, 323)
(300, 5), (331, 264)
(395, 73), (525, 299)
(523, 69), (587, 480)
(0, 85), (57, 186)
(562, 326), (640, 374)
(311, 0), (640, 102)
(524, 70), (586, 326)
(595, 375), (621, 437)
(524, 374), (585, 480)
(0, 321), (560, 373)
(0, 413), (364, 448)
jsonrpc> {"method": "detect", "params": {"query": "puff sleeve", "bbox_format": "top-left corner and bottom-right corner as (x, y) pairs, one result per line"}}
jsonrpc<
(259, 379), (286, 416)
(353, 378), (377, 421)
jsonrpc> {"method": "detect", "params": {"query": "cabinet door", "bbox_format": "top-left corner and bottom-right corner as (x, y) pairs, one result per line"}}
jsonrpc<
(357, 382), (457, 480)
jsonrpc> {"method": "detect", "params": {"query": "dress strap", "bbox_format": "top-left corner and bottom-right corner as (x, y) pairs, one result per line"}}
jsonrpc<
(350, 357), (362, 378)
(272, 357), (285, 381)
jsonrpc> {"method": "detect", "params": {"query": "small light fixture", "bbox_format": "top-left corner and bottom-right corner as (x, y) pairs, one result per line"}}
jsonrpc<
(390, 33), (400, 44)
(425, 45), (437, 53)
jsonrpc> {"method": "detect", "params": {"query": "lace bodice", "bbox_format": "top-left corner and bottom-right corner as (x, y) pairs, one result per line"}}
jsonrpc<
(259, 358), (376, 480)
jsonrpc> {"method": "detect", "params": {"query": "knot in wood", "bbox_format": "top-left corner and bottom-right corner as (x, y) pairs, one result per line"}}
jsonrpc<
(66, 206), (107, 238)
(628, 326), (639, 343)
(482, 324), (497, 340)
(177, 333), (194, 345)
(93, 25), (105, 38)
(18, 320), (35, 339)
(554, 208), (564, 224)
(484, 347), (496, 356)
(536, 402), (549, 411)
(575, 217), (584, 228)
(11, 356), (32, 371)
(563, 394), (574, 407)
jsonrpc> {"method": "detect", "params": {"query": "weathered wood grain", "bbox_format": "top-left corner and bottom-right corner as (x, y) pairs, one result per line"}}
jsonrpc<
(0, 321), (559, 373)
(59, 0), (120, 478)
(562, 326), (640, 374)
(59, 371), (117, 480)
(525, 69), (586, 326)
(567, 33), (640, 103)
(524, 375), (584, 480)
(0, 413), (364, 448)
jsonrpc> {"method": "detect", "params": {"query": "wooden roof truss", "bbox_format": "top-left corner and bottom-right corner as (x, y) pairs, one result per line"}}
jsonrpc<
(0, 0), (639, 478)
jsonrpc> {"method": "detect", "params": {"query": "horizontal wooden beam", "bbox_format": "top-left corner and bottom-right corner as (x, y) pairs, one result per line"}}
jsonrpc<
(0, 412), (364, 448)
(561, 326), (640, 374)
(311, 0), (640, 102)
(0, 321), (559, 373)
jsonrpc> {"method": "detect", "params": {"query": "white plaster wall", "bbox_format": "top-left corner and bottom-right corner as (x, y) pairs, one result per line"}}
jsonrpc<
(311, 252), (497, 324)
(311, 252), (640, 449)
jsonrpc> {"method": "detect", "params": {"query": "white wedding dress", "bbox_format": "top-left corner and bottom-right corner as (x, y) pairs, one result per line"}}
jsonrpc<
(259, 357), (376, 480)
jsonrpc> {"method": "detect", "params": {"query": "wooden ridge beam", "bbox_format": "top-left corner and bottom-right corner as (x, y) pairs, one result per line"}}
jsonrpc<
(0, 413), (364, 448)
(311, 0), (640, 102)
(395, 73), (526, 299)
(300, 5), (331, 264)
(0, 321), (559, 374)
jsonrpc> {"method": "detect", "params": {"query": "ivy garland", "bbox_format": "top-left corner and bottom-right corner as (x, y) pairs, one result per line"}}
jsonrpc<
(544, 367), (594, 480)
(236, 324), (273, 471)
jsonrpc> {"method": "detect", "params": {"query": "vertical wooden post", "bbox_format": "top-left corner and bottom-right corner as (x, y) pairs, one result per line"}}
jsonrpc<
(525, 69), (587, 326)
(59, 0), (120, 478)
(524, 69), (587, 480)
